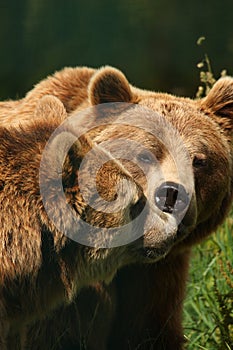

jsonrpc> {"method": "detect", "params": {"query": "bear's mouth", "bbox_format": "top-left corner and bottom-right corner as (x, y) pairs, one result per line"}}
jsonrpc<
(130, 222), (192, 263)
(136, 244), (172, 262)
(130, 234), (174, 263)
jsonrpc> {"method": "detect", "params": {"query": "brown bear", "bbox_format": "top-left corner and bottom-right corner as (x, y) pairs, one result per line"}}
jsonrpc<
(1, 66), (233, 350)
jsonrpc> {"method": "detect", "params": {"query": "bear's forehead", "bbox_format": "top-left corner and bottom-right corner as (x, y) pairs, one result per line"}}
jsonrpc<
(134, 95), (230, 157)
(93, 95), (229, 164)
(138, 95), (200, 118)
(138, 95), (216, 133)
(94, 123), (167, 161)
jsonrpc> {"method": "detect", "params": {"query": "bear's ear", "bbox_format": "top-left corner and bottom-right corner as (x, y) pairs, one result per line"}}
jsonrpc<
(35, 95), (67, 121)
(201, 77), (233, 134)
(88, 66), (133, 105)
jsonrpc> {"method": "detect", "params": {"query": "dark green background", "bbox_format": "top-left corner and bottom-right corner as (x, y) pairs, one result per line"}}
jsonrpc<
(0, 0), (232, 99)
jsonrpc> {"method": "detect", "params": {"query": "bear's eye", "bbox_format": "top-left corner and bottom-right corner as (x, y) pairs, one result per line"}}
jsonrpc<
(137, 151), (154, 164)
(193, 154), (208, 168)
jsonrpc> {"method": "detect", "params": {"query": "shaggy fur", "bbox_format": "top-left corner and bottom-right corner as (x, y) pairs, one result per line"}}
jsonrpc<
(1, 66), (233, 349)
(0, 94), (145, 349)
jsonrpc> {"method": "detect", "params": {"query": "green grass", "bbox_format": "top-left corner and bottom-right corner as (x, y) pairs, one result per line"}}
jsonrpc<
(183, 213), (233, 350)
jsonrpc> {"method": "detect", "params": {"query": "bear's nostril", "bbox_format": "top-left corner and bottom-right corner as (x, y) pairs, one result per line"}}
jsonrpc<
(155, 182), (189, 214)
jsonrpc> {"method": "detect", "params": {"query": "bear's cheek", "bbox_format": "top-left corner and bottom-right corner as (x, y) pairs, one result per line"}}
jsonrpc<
(195, 173), (230, 223)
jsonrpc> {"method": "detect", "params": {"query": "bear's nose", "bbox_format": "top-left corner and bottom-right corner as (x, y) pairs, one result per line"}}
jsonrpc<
(155, 181), (189, 214)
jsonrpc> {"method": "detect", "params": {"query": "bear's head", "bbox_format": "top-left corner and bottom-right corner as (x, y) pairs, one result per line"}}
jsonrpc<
(77, 66), (233, 261)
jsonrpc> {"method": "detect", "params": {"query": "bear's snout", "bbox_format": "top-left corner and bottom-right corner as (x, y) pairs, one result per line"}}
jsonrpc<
(155, 181), (189, 216)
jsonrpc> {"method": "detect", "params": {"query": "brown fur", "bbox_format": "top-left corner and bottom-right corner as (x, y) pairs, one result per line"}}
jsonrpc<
(1, 66), (233, 349)
(0, 93), (146, 349)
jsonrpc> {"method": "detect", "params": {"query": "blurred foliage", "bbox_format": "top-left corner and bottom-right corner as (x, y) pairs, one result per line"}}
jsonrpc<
(196, 36), (229, 98)
(0, 0), (233, 100)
